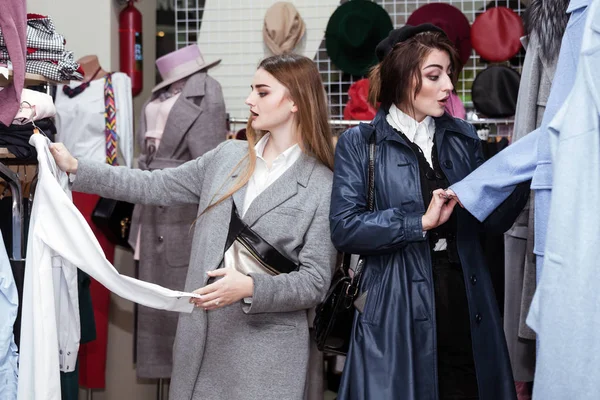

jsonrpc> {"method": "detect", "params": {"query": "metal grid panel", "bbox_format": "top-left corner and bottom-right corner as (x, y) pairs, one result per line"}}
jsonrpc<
(176, 0), (525, 120)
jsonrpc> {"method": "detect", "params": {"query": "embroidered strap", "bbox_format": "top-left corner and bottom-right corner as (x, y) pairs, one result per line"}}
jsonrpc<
(103, 73), (118, 165)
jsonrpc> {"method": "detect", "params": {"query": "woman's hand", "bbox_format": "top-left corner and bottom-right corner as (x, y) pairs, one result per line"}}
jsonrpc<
(190, 267), (254, 310)
(444, 188), (464, 208)
(422, 189), (457, 231)
(49, 143), (78, 173)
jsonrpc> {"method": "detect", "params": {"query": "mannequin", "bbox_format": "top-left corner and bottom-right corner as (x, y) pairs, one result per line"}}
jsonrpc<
(128, 44), (225, 385)
(78, 55), (108, 82)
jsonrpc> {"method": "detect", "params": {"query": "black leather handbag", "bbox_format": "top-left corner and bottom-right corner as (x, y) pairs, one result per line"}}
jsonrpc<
(313, 127), (376, 355)
(91, 198), (134, 249)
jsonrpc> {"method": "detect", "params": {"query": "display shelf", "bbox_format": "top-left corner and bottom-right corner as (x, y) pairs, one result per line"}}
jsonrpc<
(0, 67), (69, 87)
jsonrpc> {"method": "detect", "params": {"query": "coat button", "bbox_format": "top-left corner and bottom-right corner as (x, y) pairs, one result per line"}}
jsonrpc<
(470, 275), (477, 285)
(475, 313), (482, 323)
(442, 160), (453, 169)
(158, 236), (164, 242)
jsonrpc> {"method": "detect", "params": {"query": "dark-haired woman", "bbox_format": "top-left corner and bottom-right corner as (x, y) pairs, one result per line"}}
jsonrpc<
(330, 25), (528, 400)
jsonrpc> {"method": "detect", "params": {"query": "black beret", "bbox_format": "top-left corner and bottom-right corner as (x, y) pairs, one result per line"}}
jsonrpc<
(375, 23), (446, 61)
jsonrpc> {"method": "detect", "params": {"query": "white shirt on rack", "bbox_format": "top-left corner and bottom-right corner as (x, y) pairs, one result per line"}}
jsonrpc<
(386, 105), (447, 251)
(55, 72), (134, 168)
(242, 133), (302, 217)
(18, 134), (200, 400)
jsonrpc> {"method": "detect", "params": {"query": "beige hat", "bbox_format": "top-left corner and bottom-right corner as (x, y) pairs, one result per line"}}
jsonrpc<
(152, 44), (221, 93)
(263, 2), (306, 55)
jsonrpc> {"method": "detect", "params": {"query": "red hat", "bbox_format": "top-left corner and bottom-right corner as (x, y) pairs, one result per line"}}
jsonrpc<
(406, 3), (472, 66)
(471, 7), (524, 63)
(344, 79), (377, 121)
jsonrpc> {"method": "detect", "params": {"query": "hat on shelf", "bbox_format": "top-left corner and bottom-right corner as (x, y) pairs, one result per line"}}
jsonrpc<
(325, 0), (394, 76)
(471, 65), (520, 118)
(471, 7), (524, 62)
(263, 2), (306, 55)
(152, 44), (221, 93)
(406, 3), (472, 66)
(344, 78), (377, 120)
(375, 23), (445, 62)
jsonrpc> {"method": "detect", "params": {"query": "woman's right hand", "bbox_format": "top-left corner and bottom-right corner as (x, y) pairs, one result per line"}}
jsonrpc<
(422, 189), (457, 231)
(49, 143), (78, 173)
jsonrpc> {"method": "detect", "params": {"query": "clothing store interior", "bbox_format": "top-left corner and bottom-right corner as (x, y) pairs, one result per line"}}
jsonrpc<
(0, 0), (598, 399)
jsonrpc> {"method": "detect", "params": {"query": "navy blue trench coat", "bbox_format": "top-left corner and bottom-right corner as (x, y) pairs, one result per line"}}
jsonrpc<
(330, 109), (527, 400)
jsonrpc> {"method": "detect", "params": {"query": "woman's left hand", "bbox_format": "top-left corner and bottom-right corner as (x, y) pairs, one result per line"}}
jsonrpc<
(190, 267), (254, 310)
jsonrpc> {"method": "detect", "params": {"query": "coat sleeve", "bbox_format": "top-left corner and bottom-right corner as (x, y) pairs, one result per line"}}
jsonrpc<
(470, 139), (532, 234)
(329, 129), (426, 255)
(71, 140), (231, 206)
(449, 126), (540, 222)
(242, 185), (337, 314)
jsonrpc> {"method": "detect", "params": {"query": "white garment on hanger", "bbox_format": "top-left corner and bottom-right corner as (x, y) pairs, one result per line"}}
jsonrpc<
(0, 229), (18, 400)
(55, 72), (134, 168)
(18, 134), (199, 400)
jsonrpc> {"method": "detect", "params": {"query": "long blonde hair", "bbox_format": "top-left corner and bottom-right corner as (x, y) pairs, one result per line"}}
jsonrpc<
(205, 54), (334, 213)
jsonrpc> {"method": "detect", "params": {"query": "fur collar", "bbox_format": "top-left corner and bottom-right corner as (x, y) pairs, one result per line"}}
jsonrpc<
(524, 0), (571, 62)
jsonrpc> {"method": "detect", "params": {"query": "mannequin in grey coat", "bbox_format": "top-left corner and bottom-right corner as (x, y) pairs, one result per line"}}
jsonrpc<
(51, 54), (337, 400)
(503, 0), (570, 382)
(128, 70), (226, 379)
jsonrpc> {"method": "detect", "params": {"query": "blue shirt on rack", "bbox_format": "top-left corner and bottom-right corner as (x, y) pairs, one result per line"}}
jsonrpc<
(0, 229), (18, 399)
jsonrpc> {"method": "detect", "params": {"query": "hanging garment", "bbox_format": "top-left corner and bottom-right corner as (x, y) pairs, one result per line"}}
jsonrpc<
(0, 0), (26, 126)
(55, 72), (133, 168)
(0, 229), (18, 400)
(528, 1), (600, 397)
(449, 0), (591, 311)
(73, 192), (113, 390)
(17, 133), (199, 400)
(129, 70), (226, 379)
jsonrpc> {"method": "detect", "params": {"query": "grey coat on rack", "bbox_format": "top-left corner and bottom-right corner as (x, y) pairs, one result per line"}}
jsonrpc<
(127, 69), (226, 379)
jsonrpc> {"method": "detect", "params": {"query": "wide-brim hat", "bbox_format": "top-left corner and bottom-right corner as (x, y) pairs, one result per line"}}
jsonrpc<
(325, 0), (394, 76)
(153, 44), (221, 92)
(471, 7), (524, 62)
(406, 3), (472, 66)
(471, 65), (520, 118)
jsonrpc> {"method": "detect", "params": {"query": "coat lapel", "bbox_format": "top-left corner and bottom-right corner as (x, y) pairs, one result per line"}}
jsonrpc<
(242, 152), (316, 227)
(156, 71), (207, 158)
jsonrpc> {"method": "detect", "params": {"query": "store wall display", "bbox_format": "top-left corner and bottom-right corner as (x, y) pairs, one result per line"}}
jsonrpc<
(325, 0), (393, 76)
(263, 2), (306, 56)
(406, 3), (472, 66)
(130, 43), (226, 379)
(471, 65), (521, 118)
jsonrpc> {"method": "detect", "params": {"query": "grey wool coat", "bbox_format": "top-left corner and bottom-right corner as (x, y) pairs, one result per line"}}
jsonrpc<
(72, 139), (337, 400)
(128, 70), (226, 378)
(503, 31), (556, 382)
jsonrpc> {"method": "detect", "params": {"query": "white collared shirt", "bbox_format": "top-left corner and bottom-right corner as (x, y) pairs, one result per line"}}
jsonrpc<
(387, 105), (447, 251)
(242, 133), (302, 217)
(386, 104), (436, 168)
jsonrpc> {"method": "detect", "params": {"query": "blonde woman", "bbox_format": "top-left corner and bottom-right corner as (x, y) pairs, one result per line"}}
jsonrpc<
(51, 54), (337, 400)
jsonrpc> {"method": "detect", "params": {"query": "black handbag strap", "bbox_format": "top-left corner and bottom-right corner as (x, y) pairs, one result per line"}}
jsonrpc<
(347, 125), (376, 296)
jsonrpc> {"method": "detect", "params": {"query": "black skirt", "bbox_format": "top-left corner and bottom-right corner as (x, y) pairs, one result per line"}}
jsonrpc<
(432, 251), (479, 400)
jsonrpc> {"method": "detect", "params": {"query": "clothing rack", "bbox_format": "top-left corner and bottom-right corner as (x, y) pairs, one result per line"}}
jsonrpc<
(228, 116), (515, 127)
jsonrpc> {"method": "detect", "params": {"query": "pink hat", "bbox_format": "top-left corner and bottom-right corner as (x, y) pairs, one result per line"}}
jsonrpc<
(152, 44), (221, 92)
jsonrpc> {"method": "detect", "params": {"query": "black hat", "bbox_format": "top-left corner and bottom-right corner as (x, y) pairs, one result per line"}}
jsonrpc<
(471, 65), (521, 118)
(375, 23), (445, 62)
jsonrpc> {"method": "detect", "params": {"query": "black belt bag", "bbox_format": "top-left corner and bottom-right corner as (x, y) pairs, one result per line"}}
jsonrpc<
(223, 204), (298, 275)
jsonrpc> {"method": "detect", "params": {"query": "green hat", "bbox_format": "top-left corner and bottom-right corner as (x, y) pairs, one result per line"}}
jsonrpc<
(325, 0), (394, 76)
